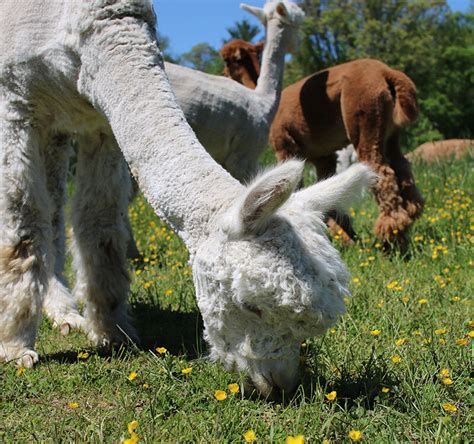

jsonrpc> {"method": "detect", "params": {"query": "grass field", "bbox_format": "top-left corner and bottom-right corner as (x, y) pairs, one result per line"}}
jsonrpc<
(1, 154), (472, 443)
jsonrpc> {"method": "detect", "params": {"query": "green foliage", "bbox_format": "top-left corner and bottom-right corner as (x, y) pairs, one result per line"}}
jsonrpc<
(286, 0), (474, 148)
(224, 19), (261, 43)
(180, 42), (224, 75)
(1, 157), (472, 442)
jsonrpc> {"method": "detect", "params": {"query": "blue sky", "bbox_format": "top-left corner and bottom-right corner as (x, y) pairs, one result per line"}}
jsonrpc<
(153, 0), (470, 57)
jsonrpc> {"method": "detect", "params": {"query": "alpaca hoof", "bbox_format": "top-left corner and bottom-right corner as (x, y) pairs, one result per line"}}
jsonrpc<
(60, 323), (70, 336)
(18, 350), (39, 368)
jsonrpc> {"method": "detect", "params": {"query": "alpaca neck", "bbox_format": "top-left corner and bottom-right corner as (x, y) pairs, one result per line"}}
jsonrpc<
(255, 19), (287, 105)
(79, 23), (242, 256)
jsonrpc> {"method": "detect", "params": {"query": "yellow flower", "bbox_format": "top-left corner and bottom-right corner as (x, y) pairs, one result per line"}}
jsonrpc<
(401, 296), (410, 304)
(352, 277), (360, 284)
(142, 383), (149, 389)
(386, 281), (398, 289)
(143, 282), (151, 289)
(435, 328), (448, 335)
(412, 330), (422, 336)
(370, 329), (381, 336)
(181, 367), (192, 375)
(418, 299), (428, 305)
(391, 355), (402, 364)
(228, 383), (239, 394)
(439, 368), (450, 378)
(127, 371), (138, 381)
(381, 387), (390, 393)
(442, 403), (457, 413)
(325, 391), (337, 401)
(243, 430), (256, 442)
(467, 321), (474, 328)
(214, 390), (227, 401)
(16, 367), (26, 376)
(77, 351), (89, 360)
(348, 430), (363, 441)
(442, 378), (453, 386)
(395, 338), (406, 347)
(164, 289), (173, 296)
(455, 338), (469, 346)
(68, 402), (79, 409)
(286, 435), (305, 444)
(128, 421), (139, 434)
(452, 296), (461, 302)
(468, 330), (474, 338)
(124, 433), (139, 444)
(155, 347), (167, 354)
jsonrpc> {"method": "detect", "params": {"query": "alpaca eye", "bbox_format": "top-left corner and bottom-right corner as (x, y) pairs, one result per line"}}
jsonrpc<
(242, 303), (263, 318)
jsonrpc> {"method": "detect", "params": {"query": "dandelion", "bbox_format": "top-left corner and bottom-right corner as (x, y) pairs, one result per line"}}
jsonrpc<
(401, 296), (410, 304)
(77, 351), (89, 360)
(435, 328), (448, 335)
(325, 391), (337, 401)
(412, 330), (422, 336)
(243, 430), (256, 442)
(16, 367), (26, 376)
(452, 296), (461, 302)
(439, 368), (450, 378)
(468, 331), (474, 338)
(181, 367), (192, 375)
(164, 289), (173, 296)
(228, 383), (239, 394)
(468, 321), (474, 328)
(442, 403), (457, 413)
(348, 430), (363, 441)
(127, 371), (138, 381)
(395, 338), (406, 347)
(352, 277), (360, 284)
(418, 298), (428, 305)
(67, 402), (79, 409)
(442, 378), (453, 386)
(143, 282), (151, 289)
(439, 338), (446, 345)
(455, 338), (469, 346)
(155, 346), (167, 354)
(381, 387), (390, 393)
(370, 329), (381, 336)
(386, 281), (398, 290)
(391, 355), (402, 364)
(128, 421), (139, 434)
(214, 390), (227, 401)
(286, 435), (305, 444)
(142, 383), (149, 389)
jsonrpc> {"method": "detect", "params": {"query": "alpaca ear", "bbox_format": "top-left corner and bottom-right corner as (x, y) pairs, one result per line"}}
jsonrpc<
(293, 163), (377, 215)
(241, 3), (266, 23)
(276, 2), (289, 17)
(239, 160), (304, 234)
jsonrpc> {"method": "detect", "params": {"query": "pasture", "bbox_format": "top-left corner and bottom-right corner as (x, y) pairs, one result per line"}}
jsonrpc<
(1, 154), (472, 443)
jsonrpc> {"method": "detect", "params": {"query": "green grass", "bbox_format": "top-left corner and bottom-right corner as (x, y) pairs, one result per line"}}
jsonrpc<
(1, 154), (472, 443)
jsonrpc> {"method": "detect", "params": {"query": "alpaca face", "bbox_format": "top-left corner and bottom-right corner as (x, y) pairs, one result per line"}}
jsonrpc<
(192, 161), (375, 397)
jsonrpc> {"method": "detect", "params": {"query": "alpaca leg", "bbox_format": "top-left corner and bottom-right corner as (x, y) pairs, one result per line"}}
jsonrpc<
(0, 109), (52, 367)
(42, 134), (86, 334)
(314, 154), (357, 243)
(385, 133), (424, 221)
(72, 132), (137, 346)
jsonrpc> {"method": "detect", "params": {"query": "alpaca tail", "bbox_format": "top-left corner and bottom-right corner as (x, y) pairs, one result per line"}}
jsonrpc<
(385, 69), (418, 127)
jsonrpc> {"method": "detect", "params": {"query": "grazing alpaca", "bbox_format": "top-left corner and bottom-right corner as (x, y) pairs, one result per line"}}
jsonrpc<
(164, 1), (304, 182)
(269, 59), (424, 249)
(0, 0), (374, 397)
(220, 39), (264, 89)
(407, 139), (473, 163)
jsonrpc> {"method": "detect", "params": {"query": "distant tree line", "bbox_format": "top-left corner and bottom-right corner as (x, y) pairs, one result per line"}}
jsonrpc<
(158, 0), (473, 150)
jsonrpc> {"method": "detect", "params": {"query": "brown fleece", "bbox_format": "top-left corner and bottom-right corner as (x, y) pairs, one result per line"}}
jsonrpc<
(220, 39), (264, 89)
(407, 139), (474, 163)
(269, 58), (424, 250)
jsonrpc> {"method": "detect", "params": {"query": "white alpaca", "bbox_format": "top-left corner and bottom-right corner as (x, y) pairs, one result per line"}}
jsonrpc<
(0, 0), (374, 397)
(165, 1), (304, 182)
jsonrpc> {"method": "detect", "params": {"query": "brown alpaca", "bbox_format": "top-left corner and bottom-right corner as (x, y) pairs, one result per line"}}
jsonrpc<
(220, 39), (264, 89)
(407, 139), (473, 163)
(269, 59), (424, 250)
(221, 46), (423, 249)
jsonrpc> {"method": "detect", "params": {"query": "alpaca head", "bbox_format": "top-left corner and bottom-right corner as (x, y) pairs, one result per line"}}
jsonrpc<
(193, 162), (375, 398)
(240, 1), (305, 53)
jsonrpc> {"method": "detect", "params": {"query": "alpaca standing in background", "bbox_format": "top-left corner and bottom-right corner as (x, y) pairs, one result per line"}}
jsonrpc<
(164, 1), (304, 182)
(270, 59), (424, 249)
(407, 139), (473, 163)
(1, 0), (375, 397)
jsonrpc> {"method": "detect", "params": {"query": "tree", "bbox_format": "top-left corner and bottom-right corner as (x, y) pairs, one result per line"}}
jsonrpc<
(180, 42), (224, 75)
(224, 19), (261, 43)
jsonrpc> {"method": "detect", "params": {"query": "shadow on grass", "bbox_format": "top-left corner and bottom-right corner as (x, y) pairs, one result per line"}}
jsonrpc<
(132, 302), (206, 359)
